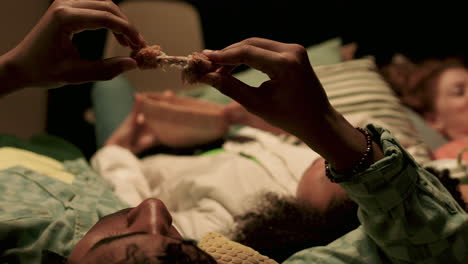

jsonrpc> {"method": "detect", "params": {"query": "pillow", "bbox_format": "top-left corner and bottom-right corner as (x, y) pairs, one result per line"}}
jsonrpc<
(314, 57), (433, 165)
(231, 37), (343, 87)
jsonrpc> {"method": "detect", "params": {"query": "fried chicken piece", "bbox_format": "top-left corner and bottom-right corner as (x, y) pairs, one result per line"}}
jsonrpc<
(131, 45), (218, 84)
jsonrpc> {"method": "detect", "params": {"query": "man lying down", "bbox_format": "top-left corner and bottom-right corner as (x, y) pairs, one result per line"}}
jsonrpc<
(2, 39), (468, 264)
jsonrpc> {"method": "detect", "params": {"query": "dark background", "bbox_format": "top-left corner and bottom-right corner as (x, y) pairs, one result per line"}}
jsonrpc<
(46, 0), (468, 159)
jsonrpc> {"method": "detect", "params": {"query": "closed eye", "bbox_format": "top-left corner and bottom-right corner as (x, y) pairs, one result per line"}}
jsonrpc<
(90, 232), (148, 252)
(449, 83), (465, 96)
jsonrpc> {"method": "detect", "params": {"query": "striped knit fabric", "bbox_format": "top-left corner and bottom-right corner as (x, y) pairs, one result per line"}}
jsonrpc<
(315, 57), (433, 165)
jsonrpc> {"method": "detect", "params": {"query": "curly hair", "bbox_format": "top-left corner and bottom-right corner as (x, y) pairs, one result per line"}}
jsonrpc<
(231, 166), (467, 263)
(230, 192), (360, 263)
(425, 167), (467, 211)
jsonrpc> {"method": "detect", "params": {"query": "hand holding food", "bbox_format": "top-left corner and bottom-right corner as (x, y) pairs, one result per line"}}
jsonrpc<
(201, 37), (384, 172)
(1, 0), (145, 91)
(131, 45), (218, 84)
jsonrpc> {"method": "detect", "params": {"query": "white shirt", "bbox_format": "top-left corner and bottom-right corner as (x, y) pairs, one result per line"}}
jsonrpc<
(91, 127), (318, 239)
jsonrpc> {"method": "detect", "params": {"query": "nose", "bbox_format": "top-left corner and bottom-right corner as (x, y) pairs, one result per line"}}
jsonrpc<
(126, 198), (172, 235)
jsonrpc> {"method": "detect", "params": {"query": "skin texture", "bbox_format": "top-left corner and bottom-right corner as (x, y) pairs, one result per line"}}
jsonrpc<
(426, 67), (468, 139)
(296, 157), (348, 211)
(105, 93), (161, 154)
(0, 0), (146, 96)
(68, 198), (184, 263)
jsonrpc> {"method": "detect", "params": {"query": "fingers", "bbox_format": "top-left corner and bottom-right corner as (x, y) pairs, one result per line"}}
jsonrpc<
(221, 37), (289, 53)
(204, 45), (283, 78)
(133, 93), (144, 118)
(70, 0), (134, 47)
(201, 72), (260, 110)
(70, 56), (137, 83)
(215, 65), (236, 75)
(71, 1), (129, 20)
(58, 7), (145, 48)
(223, 102), (247, 123)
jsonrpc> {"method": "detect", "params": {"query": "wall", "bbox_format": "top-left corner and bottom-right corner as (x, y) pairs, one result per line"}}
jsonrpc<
(0, 0), (50, 138)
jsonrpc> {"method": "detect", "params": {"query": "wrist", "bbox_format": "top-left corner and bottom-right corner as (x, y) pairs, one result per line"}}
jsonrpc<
(300, 108), (383, 172)
(0, 51), (30, 96)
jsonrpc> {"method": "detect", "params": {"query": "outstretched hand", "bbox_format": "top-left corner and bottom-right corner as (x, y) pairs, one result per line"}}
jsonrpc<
(201, 37), (332, 142)
(2, 0), (146, 90)
(201, 37), (384, 171)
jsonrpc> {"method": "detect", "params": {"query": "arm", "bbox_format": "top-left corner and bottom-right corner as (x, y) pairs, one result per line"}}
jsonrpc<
(0, 54), (27, 95)
(0, 0), (145, 97)
(202, 38), (384, 172)
(224, 101), (291, 136)
(337, 124), (467, 262)
(105, 92), (229, 152)
(202, 37), (468, 262)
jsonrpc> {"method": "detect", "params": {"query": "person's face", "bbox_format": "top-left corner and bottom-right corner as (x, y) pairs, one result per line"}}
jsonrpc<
(68, 198), (184, 263)
(429, 67), (468, 139)
(296, 157), (347, 211)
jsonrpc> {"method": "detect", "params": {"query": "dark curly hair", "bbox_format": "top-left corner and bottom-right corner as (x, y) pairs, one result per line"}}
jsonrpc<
(230, 192), (360, 263)
(231, 166), (467, 263)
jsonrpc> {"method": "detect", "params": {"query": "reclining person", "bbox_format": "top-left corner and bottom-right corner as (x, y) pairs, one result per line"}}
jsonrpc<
(95, 87), (467, 261)
(395, 60), (468, 159)
(1, 1), (467, 262)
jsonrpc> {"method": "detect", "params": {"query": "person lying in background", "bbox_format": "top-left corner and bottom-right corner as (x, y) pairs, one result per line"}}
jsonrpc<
(399, 59), (468, 148)
(381, 57), (468, 193)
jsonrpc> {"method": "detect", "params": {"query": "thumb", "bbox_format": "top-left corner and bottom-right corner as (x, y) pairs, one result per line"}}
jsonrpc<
(74, 57), (137, 82)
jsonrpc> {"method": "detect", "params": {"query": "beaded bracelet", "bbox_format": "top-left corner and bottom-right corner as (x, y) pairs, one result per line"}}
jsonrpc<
(325, 127), (373, 183)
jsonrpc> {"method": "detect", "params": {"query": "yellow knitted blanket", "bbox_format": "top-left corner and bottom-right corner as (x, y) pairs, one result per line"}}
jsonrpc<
(199, 232), (278, 264)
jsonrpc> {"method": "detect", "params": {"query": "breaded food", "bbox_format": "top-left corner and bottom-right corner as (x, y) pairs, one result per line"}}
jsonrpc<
(131, 45), (217, 84)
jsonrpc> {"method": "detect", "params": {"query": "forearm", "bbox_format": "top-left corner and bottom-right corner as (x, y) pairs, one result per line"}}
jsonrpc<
(0, 51), (28, 97)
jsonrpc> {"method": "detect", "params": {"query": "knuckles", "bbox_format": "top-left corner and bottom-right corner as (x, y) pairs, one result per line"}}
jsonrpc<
(284, 44), (308, 67)
(242, 37), (263, 45)
(237, 44), (255, 62)
(50, 6), (74, 22)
